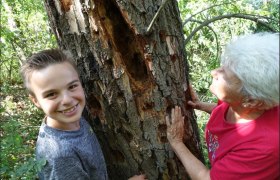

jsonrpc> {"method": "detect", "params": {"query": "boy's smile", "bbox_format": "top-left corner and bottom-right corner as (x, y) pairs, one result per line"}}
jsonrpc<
(58, 103), (79, 115)
(29, 62), (86, 130)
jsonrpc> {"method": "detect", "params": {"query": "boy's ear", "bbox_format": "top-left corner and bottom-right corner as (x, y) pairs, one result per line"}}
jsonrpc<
(29, 95), (41, 109)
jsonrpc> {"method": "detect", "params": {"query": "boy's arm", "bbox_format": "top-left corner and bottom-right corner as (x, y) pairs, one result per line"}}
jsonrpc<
(40, 157), (90, 180)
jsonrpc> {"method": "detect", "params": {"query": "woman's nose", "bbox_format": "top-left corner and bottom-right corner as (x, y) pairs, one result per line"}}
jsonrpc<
(211, 69), (217, 77)
(211, 67), (222, 77)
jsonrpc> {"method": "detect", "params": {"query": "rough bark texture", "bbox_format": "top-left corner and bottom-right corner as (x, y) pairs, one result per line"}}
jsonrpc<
(44, 0), (204, 179)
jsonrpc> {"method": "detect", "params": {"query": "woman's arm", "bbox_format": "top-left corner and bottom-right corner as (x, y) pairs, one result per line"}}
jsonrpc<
(166, 106), (210, 180)
(187, 84), (216, 114)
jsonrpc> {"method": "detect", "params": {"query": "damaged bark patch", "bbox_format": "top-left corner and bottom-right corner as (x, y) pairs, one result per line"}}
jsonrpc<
(60, 0), (72, 12)
(157, 124), (167, 143)
(95, 0), (149, 88)
(88, 94), (105, 125)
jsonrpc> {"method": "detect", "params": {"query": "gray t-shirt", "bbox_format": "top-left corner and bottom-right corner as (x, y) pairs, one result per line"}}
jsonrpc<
(36, 117), (108, 180)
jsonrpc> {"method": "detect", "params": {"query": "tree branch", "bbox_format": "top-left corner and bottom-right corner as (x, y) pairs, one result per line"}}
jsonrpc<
(184, 13), (277, 45)
(242, 13), (279, 23)
(146, 0), (169, 33)
(183, 2), (236, 25)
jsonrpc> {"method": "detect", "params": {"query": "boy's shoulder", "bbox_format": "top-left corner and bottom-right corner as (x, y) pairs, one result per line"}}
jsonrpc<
(36, 126), (75, 159)
(36, 118), (91, 158)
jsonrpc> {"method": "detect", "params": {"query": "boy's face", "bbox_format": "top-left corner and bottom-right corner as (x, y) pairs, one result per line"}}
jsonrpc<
(210, 66), (243, 105)
(29, 62), (86, 130)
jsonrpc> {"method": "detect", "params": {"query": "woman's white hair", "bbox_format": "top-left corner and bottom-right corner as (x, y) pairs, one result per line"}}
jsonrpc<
(221, 32), (279, 106)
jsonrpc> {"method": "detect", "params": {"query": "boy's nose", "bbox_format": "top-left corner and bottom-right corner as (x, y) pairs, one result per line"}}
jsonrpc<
(61, 93), (72, 105)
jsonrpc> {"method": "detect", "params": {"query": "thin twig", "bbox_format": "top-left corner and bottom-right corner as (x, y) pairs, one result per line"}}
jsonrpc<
(146, 0), (169, 33)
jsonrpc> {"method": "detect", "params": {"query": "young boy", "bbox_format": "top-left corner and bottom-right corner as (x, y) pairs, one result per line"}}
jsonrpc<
(20, 49), (108, 179)
(21, 49), (146, 179)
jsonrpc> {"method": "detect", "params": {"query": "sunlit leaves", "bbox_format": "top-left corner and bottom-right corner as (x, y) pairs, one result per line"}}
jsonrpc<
(179, 0), (279, 100)
(1, 0), (56, 83)
(1, 1), (51, 175)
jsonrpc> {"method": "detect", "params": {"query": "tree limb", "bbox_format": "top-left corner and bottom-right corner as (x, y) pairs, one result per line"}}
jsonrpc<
(183, 2), (236, 25)
(185, 13), (277, 45)
(242, 13), (279, 23)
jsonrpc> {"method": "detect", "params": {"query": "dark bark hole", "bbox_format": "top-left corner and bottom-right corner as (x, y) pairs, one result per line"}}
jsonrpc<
(88, 95), (102, 125)
(105, 58), (113, 66)
(125, 52), (148, 82)
(98, 0), (148, 83)
(85, 52), (99, 74)
(121, 129), (133, 143)
(158, 124), (167, 143)
(111, 149), (125, 162)
(166, 105), (173, 118)
(88, 95), (102, 109)
(142, 101), (155, 110)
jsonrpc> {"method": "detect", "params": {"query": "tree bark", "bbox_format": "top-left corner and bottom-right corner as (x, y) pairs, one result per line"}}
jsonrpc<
(44, 0), (204, 179)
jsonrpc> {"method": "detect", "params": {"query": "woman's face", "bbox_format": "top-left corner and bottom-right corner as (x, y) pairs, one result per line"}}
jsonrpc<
(210, 66), (244, 105)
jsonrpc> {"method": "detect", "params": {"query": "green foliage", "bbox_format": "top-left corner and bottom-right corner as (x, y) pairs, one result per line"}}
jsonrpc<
(195, 110), (211, 167)
(0, 83), (44, 179)
(0, 0), (56, 178)
(0, 0), (56, 84)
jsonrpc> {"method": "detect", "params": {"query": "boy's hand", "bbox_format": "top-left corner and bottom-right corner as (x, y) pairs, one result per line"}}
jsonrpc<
(166, 106), (185, 147)
(128, 174), (147, 180)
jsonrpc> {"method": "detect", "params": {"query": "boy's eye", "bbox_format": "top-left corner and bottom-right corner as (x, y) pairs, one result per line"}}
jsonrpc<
(69, 84), (78, 90)
(45, 92), (56, 98)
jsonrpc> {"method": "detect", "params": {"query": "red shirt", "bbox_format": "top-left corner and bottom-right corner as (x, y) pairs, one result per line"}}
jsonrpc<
(206, 102), (279, 180)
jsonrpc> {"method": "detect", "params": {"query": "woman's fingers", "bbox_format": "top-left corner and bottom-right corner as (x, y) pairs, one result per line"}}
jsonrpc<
(166, 115), (171, 126)
(166, 106), (185, 146)
(167, 106), (184, 125)
(174, 106), (183, 122)
(188, 83), (199, 102)
(171, 108), (175, 123)
(175, 106), (181, 118)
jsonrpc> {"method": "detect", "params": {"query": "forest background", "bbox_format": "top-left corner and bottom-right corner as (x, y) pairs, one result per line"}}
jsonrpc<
(1, 0), (279, 179)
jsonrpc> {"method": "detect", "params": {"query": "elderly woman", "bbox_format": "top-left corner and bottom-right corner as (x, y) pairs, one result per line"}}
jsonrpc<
(166, 33), (279, 180)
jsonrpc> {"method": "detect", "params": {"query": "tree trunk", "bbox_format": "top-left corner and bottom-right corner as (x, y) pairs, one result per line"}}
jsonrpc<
(44, 0), (204, 179)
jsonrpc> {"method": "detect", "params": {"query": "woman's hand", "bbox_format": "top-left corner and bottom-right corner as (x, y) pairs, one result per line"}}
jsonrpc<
(187, 83), (201, 110)
(166, 106), (185, 147)
(187, 83), (216, 114)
